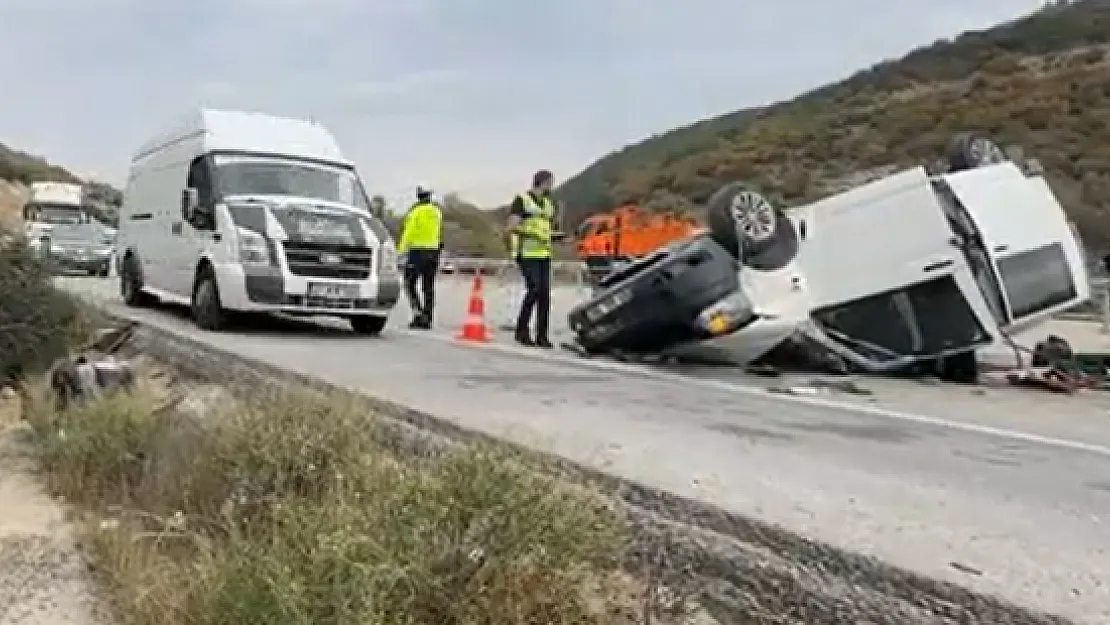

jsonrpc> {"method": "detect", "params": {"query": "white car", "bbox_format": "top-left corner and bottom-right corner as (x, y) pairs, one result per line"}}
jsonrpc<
(115, 109), (400, 334)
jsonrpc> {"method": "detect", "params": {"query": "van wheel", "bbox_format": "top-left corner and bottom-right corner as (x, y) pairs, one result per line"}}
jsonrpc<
(350, 315), (387, 336)
(120, 255), (154, 307)
(192, 268), (228, 331)
(706, 183), (799, 270)
(947, 133), (1006, 172)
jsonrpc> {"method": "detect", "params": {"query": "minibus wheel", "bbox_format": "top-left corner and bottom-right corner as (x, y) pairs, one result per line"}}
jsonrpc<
(947, 133), (1006, 172)
(120, 254), (155, 307)
(706, 182), (799, 270)
(191, 267), (228, 331)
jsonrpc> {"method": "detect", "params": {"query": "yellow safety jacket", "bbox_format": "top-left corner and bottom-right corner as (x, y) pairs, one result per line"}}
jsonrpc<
(516, 192), (555, 260)
(397, 201), (442, 253)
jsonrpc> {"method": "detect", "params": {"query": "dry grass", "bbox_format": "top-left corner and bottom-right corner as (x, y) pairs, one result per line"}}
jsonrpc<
(19, 377), (669, 625)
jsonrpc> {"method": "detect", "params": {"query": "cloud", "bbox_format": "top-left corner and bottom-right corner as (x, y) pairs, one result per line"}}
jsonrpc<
(0, 0), (1041, 207)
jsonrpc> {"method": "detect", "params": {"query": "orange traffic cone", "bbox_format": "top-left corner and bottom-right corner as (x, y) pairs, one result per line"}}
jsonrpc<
(456, 274), (491, 342)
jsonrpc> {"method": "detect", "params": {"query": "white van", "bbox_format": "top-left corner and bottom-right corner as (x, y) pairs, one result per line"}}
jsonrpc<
(116, 109), (400, 334)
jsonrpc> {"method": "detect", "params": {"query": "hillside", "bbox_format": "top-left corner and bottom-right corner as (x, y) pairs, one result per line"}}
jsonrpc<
(559, 0), (1110, 248)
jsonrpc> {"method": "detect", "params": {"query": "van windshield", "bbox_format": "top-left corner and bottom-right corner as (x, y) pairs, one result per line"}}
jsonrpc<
(25, 202), (88, 225)
(212, 155), (370, 211)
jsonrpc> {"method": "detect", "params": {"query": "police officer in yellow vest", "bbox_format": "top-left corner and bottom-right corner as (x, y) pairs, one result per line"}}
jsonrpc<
(398, 185), (443, 329)
(505, 170), (561, 348)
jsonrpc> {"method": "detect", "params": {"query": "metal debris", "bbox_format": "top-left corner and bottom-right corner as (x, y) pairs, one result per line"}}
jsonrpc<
(45, 322), (140, 410)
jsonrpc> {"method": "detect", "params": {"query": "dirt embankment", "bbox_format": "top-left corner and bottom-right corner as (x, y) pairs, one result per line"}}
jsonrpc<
(0, 388), (108, 625)
(0, 179), (27, 231)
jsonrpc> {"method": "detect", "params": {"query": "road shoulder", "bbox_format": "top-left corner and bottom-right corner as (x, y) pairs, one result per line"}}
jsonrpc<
(1, 391), (107, 625)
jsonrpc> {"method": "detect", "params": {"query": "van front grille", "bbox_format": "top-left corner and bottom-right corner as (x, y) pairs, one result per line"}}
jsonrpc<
(283, 241), (372, 280)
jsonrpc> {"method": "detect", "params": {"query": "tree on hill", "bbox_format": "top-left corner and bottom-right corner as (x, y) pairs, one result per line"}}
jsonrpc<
(557, 0), (1110, 248)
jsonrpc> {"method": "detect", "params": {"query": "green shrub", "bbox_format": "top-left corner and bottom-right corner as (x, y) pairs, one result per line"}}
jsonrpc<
(0, 228), (90, 384)
(27, 384), (633, 625)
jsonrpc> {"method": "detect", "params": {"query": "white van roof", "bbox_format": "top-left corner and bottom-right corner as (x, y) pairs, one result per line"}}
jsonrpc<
(132, 109), (351, 166)
(28, 181), (84, 206)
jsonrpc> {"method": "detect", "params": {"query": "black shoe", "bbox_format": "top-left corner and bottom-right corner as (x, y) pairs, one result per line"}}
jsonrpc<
(408, 317), (423, 329)
(535, 337), (554, 349)
(514, 333), (535, 347)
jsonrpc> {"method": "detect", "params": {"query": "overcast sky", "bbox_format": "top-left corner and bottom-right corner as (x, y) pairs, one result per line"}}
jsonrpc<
(0, 0), (1040, 208)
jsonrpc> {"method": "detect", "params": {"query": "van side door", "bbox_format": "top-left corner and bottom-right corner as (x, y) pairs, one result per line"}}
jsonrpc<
(800, 167), (996, 365)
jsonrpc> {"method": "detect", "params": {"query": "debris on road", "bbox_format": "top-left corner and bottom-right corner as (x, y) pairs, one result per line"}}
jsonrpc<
(1001, 368), (1078, 394)
(766, 378), (873, 397)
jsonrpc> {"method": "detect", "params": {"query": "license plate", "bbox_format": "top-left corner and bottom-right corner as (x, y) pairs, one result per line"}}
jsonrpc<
(308, 282), (359, 298)
(586, 288), (632, 322)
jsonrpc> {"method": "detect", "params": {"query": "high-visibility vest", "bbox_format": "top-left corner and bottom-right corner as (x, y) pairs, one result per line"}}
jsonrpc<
(397, 201), (442, 253)
(517, 192), (555, 259)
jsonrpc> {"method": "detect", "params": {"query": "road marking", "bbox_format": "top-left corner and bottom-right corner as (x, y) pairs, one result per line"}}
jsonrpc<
(403, 329), (1110, 459)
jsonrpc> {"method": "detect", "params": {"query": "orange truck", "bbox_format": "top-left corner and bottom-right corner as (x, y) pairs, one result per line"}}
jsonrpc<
(574, 205), (702, 262)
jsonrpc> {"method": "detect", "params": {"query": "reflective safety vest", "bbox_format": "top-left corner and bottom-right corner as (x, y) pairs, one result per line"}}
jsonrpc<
(397, 201), (442, 253)
(517, 192), (555, 259)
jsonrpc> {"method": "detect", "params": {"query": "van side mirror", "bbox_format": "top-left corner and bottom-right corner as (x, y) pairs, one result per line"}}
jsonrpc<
(181, 188), (199, 220)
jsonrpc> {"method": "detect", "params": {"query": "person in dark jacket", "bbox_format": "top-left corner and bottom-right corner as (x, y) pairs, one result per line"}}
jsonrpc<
(504, 170), (562, 348)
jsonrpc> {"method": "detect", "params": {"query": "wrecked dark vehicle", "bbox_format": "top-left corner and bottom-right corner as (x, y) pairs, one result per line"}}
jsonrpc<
(568, 133), (1091, 377)
(567, 234), (741, 354)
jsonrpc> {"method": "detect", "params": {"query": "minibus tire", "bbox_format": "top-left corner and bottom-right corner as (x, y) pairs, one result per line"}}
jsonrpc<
(191, 268), (228, 331)
(947, 133), (1006, 172)
(706, 183), (795, 265)
(120, 255), (154, 307)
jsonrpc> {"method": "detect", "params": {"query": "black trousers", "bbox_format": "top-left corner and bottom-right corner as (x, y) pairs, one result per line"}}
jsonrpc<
(516, 257), (551, 339)
(404, 249), (439, 320)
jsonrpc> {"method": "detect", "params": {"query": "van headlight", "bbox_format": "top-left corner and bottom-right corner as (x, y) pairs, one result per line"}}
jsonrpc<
(379, 241), (397, 275)
(237, 227), (271, 265)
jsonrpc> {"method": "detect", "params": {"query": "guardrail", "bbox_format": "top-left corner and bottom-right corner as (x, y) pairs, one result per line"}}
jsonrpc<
(440, 257), (590, 286)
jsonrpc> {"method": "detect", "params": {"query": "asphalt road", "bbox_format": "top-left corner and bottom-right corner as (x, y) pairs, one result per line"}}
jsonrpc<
(58, 275), (1110, 623)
